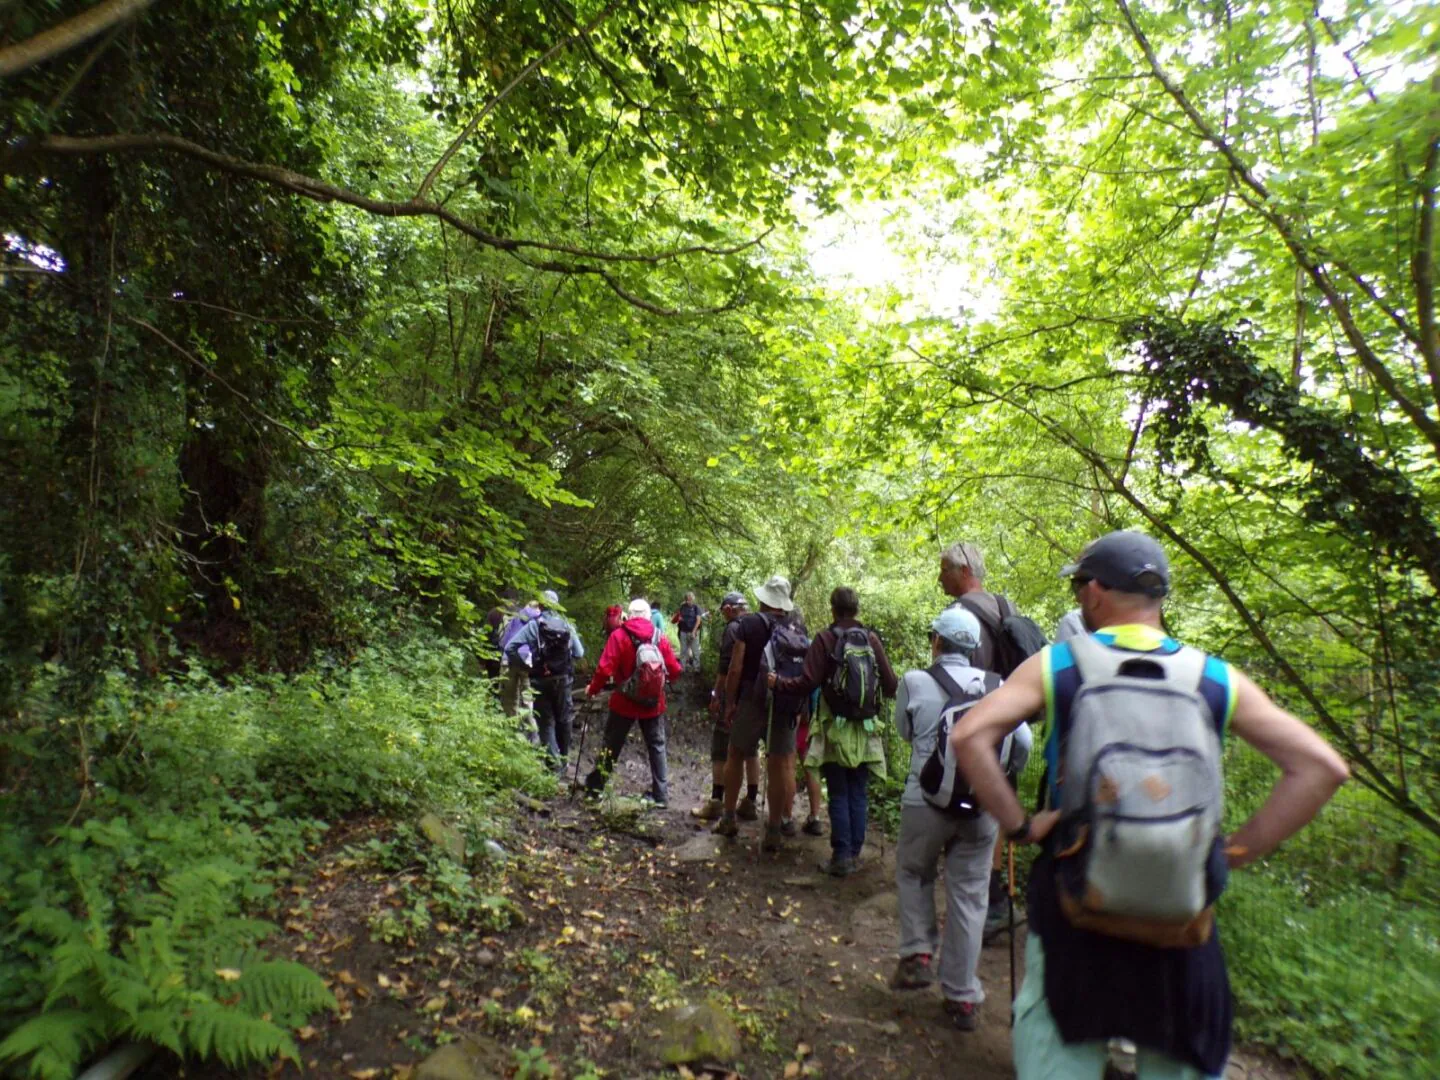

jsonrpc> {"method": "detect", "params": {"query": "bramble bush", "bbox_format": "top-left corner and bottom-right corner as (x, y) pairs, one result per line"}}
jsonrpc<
(0, 637), (554, 1078)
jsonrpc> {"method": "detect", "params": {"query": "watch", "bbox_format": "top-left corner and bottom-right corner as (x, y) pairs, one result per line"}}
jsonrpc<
(1006, 815), (1032, 843)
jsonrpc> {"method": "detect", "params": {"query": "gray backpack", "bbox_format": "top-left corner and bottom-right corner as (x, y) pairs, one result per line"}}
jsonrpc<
(1057, 635), (1223, 947)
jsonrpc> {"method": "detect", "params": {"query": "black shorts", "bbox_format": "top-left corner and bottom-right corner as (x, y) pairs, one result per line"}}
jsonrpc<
(728, 696), (798, 757)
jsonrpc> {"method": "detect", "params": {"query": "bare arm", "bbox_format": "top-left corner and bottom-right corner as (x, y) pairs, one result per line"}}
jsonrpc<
(723, 641), (746, 721)
(1223, 669), (1348, 867)
(950, 653), (1055, 840)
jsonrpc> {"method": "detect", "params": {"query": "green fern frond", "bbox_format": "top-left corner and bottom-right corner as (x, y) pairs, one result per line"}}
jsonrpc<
(0, 1008), (108, 1080)
(126, 1004), (187, 1056)
(183, 1000), (298, 1068)
(233, 960), (336, 1024)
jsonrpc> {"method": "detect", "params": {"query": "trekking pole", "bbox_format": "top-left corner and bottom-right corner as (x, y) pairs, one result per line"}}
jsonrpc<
(568, 709), (590, 797)
(1007, 840), (1018, 1023)
(757, 694), (775, 860)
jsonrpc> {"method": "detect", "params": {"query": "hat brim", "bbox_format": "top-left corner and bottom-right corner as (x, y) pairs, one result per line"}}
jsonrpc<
(1058, 562), (1081, 579)
(754, 586), (794, 612)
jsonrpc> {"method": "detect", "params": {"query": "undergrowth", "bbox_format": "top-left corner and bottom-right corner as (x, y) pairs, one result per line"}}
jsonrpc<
(0, 637), (555, 1078)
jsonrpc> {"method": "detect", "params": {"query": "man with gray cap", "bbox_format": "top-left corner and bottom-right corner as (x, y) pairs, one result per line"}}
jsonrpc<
(952, 531), (1348, 1079)
(692, 591), (761, 821)
(890, 605), (1031, 1030)
(505, 590), (585, 770)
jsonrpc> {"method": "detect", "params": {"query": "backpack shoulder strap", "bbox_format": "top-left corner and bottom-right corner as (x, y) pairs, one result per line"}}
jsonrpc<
(957, 595), (1003, 637)
(925, 663), (966, 701)
(996, 595), (1016, 620)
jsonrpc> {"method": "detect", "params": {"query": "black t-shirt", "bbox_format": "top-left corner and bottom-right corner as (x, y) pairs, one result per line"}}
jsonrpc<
(677, 603), (702, 632)
(731, 611), (778, 691)
(717, 618), (743, 674)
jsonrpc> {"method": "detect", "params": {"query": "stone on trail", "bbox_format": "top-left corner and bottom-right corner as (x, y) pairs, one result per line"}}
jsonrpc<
(417, 812), (466, 862)
(654, 1000), (743, 1066)
(674, 833), (723, 862)
(481, 838), (510, 863)
(414, 1033), (510, 1080)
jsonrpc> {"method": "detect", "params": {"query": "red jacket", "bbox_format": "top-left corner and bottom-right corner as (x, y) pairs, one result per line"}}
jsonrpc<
(587, 617), (683, 719)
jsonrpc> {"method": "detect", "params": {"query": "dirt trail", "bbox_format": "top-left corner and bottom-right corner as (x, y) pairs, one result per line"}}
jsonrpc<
(145, 680), (1300, 1080)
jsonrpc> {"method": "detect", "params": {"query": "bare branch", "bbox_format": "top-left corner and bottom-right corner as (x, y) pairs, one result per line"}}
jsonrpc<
(24, 132), (768, 315)
(414, 0), (623, 202)
(0, 0), (153, 78)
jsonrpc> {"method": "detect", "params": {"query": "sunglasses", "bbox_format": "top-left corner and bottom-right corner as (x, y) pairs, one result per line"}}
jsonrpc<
(1070, 575), (1094, 591)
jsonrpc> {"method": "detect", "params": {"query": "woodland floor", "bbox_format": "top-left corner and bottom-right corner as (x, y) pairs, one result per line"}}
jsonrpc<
(143, 679), (1303, 1080)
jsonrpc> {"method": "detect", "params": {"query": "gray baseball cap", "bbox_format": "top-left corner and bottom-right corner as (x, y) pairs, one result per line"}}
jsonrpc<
(720, 591), (747, 608)
(1060, 531), (1170, 598)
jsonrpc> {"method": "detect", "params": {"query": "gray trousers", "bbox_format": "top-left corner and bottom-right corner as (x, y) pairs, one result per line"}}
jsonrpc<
(896, 802), (998, 1004)
(583, 710), (668, 802)
(531, 674), (573, 767)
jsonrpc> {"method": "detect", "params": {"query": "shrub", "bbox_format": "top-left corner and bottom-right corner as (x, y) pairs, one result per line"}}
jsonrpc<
(0, 636), (554, 1078)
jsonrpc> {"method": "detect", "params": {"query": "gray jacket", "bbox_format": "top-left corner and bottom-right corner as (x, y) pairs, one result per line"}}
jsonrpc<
(893, 655), (1032, 809)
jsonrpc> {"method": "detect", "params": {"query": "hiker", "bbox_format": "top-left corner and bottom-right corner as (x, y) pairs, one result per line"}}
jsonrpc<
(583, 598), (683, 806)
(766, 586), (899, 874)
(890, 606), (1031, 1031)
(499, 597), (543, 723)
(1056, 608), (1088, 641)
(603, 602), (625, 638)
(794, 686), (825, 835)
(951, 531), (1348, 1079)
(648, 600), (666, 638)
(672, 592), (707, 672)
(504, 590), (584, 772)
(481, 605), (505, 682)
(693, 591), (762, 823)
(712, 575), (808, 849)
(939, 540), (1047, 938)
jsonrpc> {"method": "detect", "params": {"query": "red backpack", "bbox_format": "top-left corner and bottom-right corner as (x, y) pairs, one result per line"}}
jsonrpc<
(618, 626), (666, 707)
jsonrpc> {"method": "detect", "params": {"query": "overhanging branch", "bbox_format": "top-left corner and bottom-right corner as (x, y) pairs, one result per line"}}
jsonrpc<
(23, 132), (768, 315)
(0, 0), (154, 78)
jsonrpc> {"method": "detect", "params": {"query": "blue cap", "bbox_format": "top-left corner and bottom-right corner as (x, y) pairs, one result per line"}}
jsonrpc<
(932, 606), (982, 651)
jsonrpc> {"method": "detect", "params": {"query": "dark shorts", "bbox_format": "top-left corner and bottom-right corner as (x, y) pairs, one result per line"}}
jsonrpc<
(728, 696), (798, 757)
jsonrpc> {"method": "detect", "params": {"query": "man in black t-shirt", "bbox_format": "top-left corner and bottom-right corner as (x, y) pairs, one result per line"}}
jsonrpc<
(713, 575), (798, 849)
(692, 592), (760, 821)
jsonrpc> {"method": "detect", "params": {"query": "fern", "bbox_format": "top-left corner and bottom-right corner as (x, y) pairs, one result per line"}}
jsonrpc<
(1, 860), (335, 1077)
(0, 1009), (107, 1080)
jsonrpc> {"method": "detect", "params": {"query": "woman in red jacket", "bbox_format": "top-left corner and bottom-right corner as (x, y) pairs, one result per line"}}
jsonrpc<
(583, 599), (684, 806)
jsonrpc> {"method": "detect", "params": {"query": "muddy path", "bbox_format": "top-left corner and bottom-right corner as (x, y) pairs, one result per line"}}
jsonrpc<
(144, 678), (1298, 1080)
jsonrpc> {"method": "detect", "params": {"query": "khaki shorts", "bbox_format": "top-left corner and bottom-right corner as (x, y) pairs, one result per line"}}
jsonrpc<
(728, 693), (797, 757)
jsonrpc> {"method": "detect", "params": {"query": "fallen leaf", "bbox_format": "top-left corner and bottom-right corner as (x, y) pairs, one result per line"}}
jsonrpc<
(214, 968), (242, 982)
(784, 1063), (800, 1079)
(376, 973), (391, 989)
(797, 1042), (812, 1057)
(421, 996), (447, 1013)
(349, 1070), (380, 1079)
(336, 970), (357, 986)
(297, 1025), (318, 1041)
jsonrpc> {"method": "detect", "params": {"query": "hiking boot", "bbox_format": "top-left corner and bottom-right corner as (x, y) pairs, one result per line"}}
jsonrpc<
(762, 824), (784, 853)
(691, 798), (723, 821)
(944, 999), (978, 1032)
(890, 954), (934, 990)
(712, 814), (740, 839)
(640, 792), (668, 810)
(818, 855), (856, 877)
(802, 816), (825, 836)
(736, 796), (759, 821)
(983, 895), (1011, 944)
(779, 818), (799, 838)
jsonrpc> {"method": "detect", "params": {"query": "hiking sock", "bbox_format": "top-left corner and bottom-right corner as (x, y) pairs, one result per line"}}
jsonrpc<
(711, 784), (724, 800)
(746, 784), (758, 801)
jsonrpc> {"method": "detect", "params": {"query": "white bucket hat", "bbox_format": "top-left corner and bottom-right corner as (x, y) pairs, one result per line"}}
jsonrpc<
(627, 598), (652, 620)
(753, 574), (794, 612)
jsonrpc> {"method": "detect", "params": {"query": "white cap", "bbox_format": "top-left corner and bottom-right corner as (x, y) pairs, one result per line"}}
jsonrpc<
(541, 589), (560, 606)
(627, 598), (652, 620)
